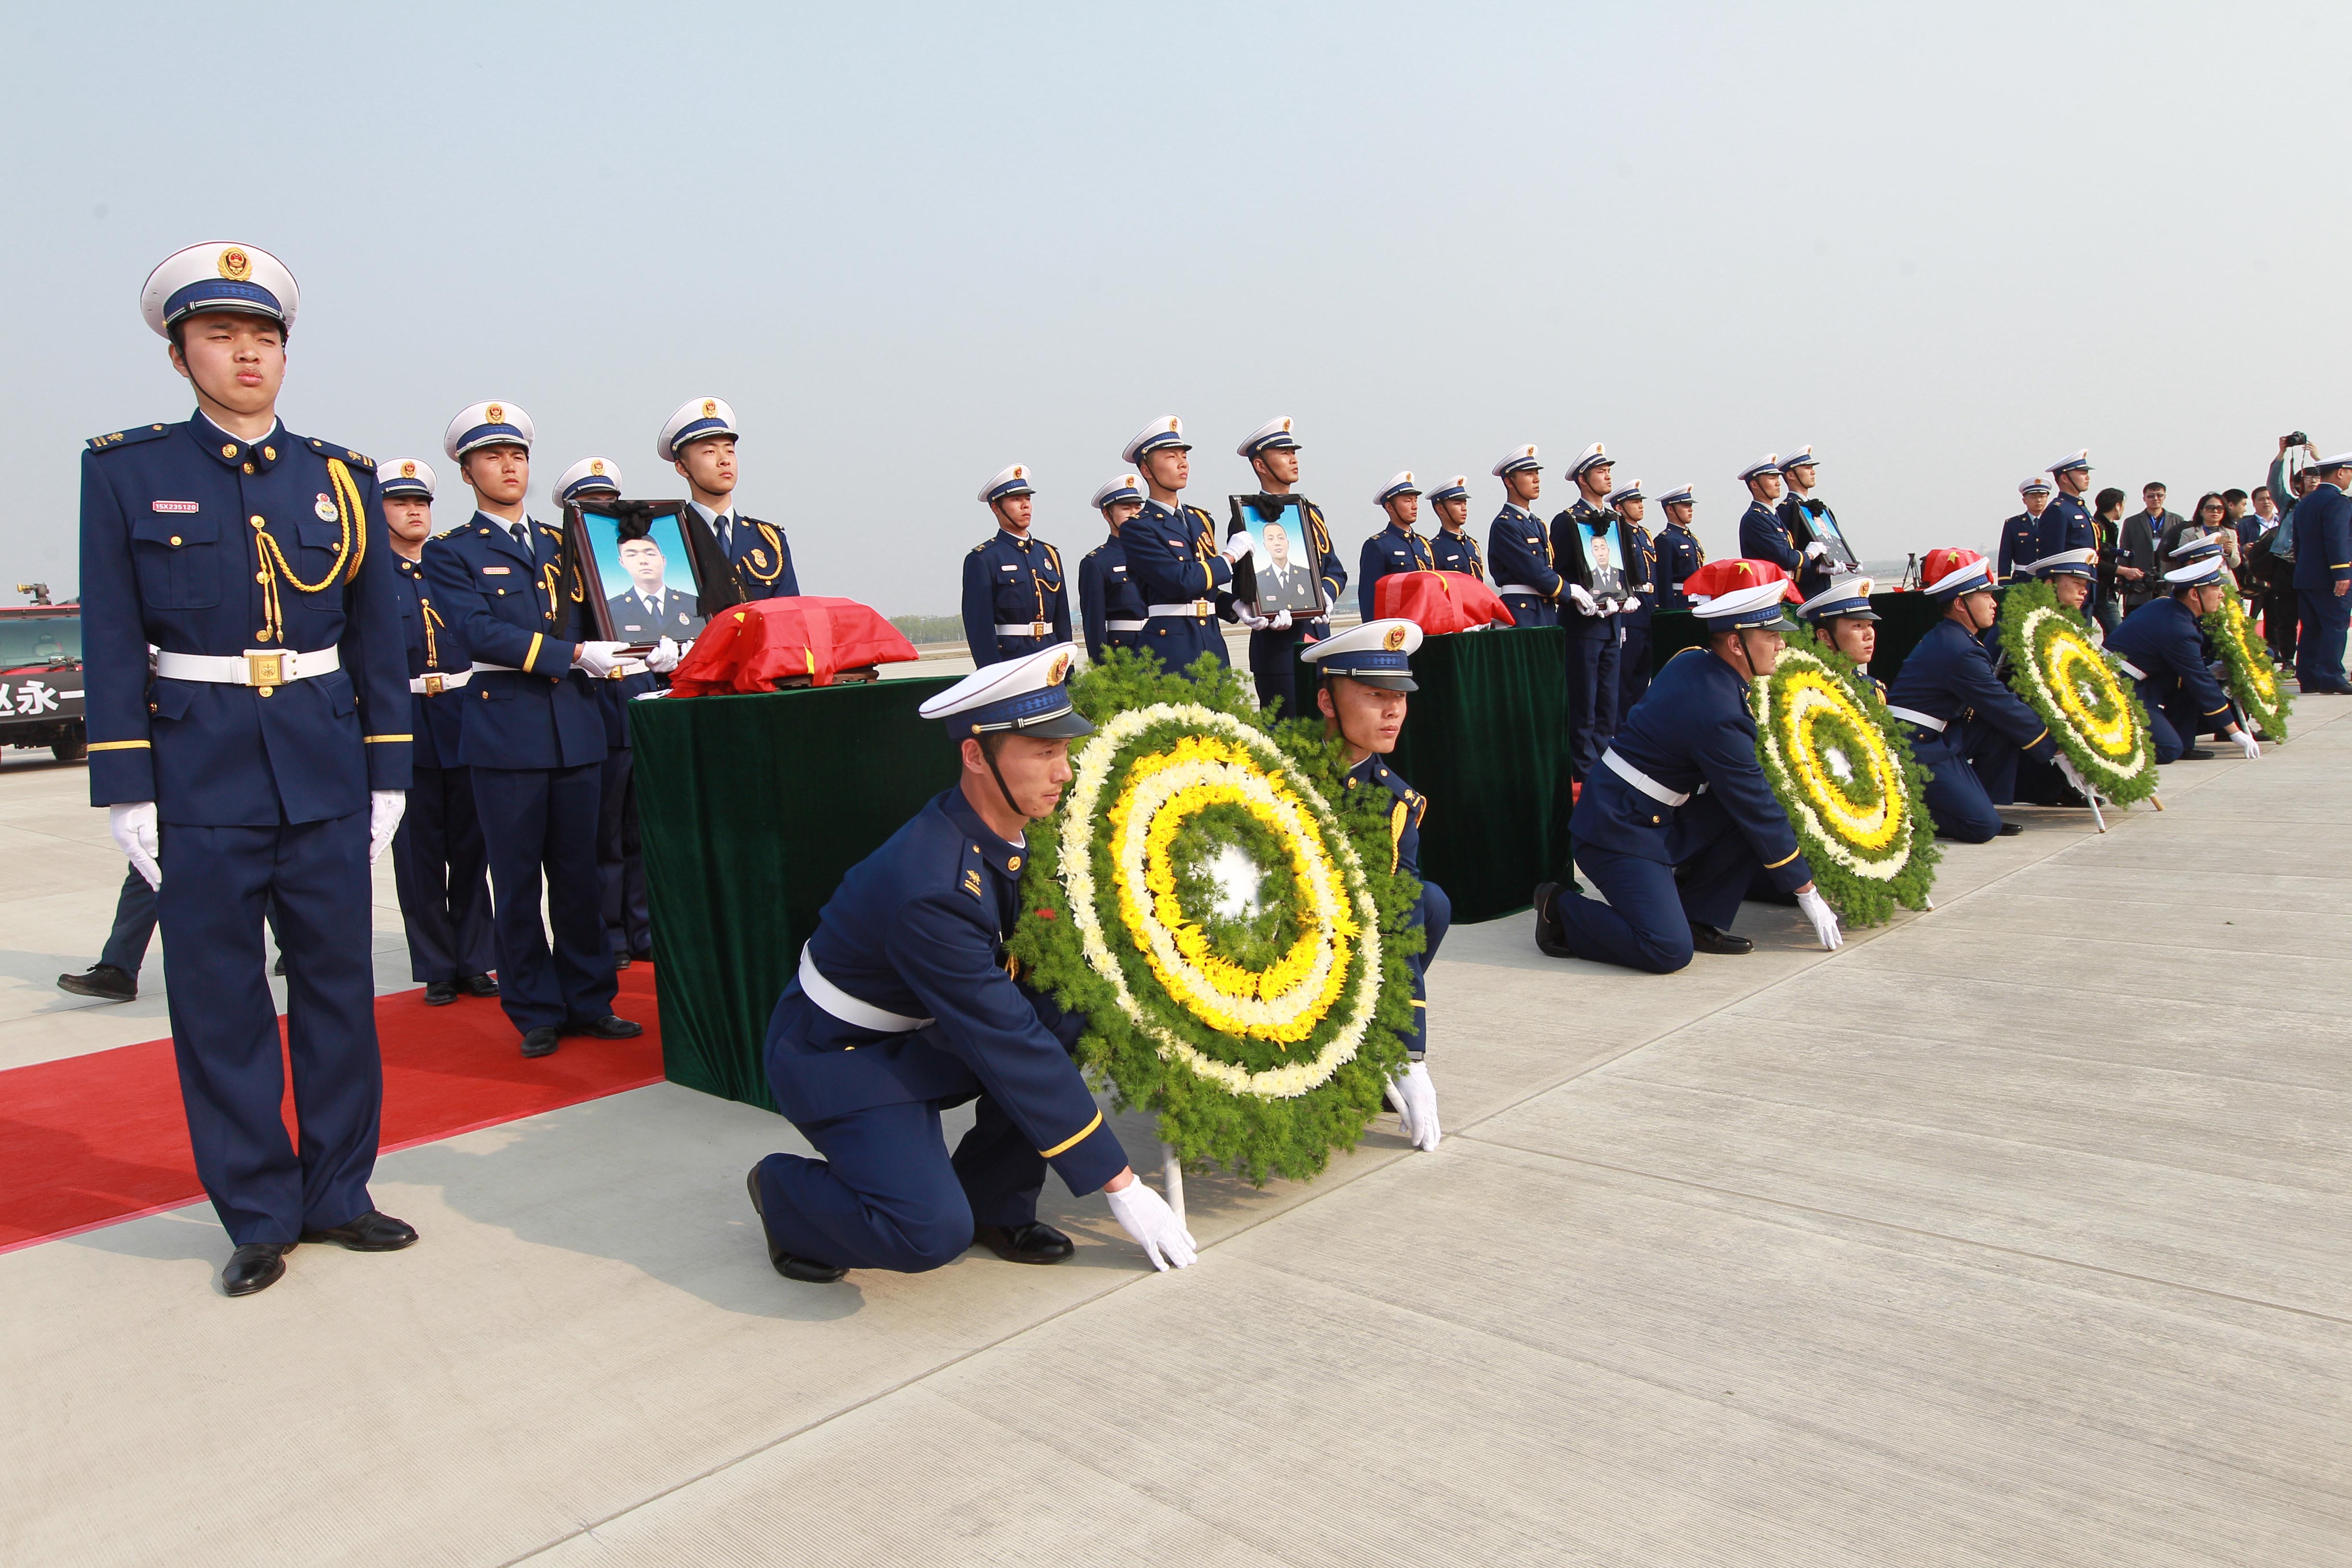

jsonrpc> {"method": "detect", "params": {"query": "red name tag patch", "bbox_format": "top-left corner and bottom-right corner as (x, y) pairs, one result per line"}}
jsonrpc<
(481, 565), (512, 575)
(150, 500), (199, 514)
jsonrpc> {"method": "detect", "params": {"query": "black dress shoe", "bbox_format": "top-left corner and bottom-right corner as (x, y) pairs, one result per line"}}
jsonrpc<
(301, 1209), (418, 1251)
(745, 1166), (847, 1283)
(1530, 882), (1578, 959)
(2178, 746), (2213, 760)
(613, 951), (632, 969)
(56, 963), (136, 1002)
(459, 973), (500, 998)
(562, 1014), (643, 1039)
(521, 1026), (560, 1058)
(1689, 923), (1753, 956)
(222, 1242), (291, 1297)
(972, 1221), (1076, 1265)
(422, 980), (458, 1006)
(629, 949), (654, 965)
(1997, 820), (2025, 835)
(272, 952), (287, 977)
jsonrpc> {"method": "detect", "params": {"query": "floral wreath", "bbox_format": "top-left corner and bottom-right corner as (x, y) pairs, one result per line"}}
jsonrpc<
(2201, 583), (2291, 740)
(1008, 651), (1418, 1184)
(1751, 625), (1938, 925)
(1996, 581), (2158, 804)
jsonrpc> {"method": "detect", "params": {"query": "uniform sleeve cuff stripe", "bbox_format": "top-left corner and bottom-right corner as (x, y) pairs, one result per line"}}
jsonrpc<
(363, 734), (412, 743)
(1764, 848), (1801, 870)
(525, 632), (544, 672)
(1038, 1109), (1104, 1160)
(87, 739), (151, 751)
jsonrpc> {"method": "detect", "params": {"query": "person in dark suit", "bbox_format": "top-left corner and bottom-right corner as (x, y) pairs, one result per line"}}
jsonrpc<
(2291, 453), (2352, 692)
(2090, 487), (2128, 633)
(2116, 488), (2164, 614)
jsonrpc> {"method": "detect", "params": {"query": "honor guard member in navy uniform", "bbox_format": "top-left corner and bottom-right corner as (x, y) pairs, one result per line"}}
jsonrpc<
(960, 464), (1071, 667)
(1734, 454), (1797, 574)
(661, 395), (798, 600)
(1997, 476), (2055, 583)
(1487, 443), (1561, 627)
(382, 456), (497, 1007)
(1610, 476), (1660, 712)
(1119, 415), (1248, 673)
(1531, 560), (1844, 973)
(1304, 620), (1446, 1150)
(1235, 417), (1344, 718)
(747, 645), (1198, 1280)
(424, 403), (641, 1058)
(1652, 482), (1704, 612)
(1357, 472), (1436, 621)
(1550, 443), (1633, 780)
(1799, 574), (1883, 688)
(82, 242), (417, 1296)
(1078, 474), (1148, 662)
(2041, 450), (2096, 560)
(2025, 546), (2098, 620)
(1882, 548), (2070, 841)
(1427, 476), (1484, 580)
(561, 457), (678, 969)
(2290, 450), (2352, 693)
(2107, 538), (2265, 763)
(1775, 446), (1848, 600)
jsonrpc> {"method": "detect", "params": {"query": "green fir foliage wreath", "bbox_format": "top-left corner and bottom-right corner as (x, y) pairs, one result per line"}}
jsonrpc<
(1996, 581), (2159, 804)
(2201, 584), (2292, 740)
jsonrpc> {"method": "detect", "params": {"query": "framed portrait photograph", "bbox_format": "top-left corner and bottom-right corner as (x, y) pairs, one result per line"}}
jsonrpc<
(568, 500), (727, 648)
(1225, 494), (1326, 617)
(1804, 507), (1859, 568)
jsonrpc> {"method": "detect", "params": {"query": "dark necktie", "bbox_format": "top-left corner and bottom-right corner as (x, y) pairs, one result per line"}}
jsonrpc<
(510, 522), (530, 551)
(716, 514), (734, 554)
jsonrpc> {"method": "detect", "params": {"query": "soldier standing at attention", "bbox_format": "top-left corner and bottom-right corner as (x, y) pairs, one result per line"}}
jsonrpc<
(423, 403), (640, 1058)
(1427, 477), (1484, 580)
(1998, 477), (2054, 584)
(1487, 443), (1561, 627)
(960, 464), (1070, 668)
(1651, 483), (1704, 612)
(1551, 443), (1629, 781)
(660, 396), (798, 600)
(1734, 455), (1796, 575)
(81, 242), (417, 1296)
(1235, 417), (1345, 718)
(1078, 475), (1148, 663)
(381, 456), (497, 1006)
(1609, 476), (1659, 713)
(2290, 451), (2352, 694)
(1358, 472), (1436, 622)
(746, 646), (1197, 1280)
(1119, 415), (1249, 673)
(1774, 446), (1845, 600)
(2040, 450), (2096, 559)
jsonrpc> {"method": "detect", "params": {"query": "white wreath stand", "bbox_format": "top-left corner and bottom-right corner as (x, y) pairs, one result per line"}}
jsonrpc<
(1160, 1141), (1187, 1227)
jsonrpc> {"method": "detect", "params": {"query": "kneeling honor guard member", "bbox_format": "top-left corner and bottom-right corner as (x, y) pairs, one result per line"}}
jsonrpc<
(660, 395), (798, 599)
(83, 242), (417, 1296)
(381, 456), (497, 1005)
(1120, 415), (1248, 672)
(1532, 561), (1844, 973)
(960, 463), (1071, 667)
(1304, 621), (1446, 1151)
(424, 403), (639, 1058)
(747, 646), (1197, 1280)
(2106, 537), (2263, 762)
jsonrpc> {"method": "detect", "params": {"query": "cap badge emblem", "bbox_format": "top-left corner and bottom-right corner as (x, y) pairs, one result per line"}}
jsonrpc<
(400, 461), (416, 478)
(486, 404), (504, 425)
(315, 494), (340, 522)
(1047, 651), (1071, 685)
(1013, 466), (1025, 479)
(1282, 418), (1292, 431)
(217, 247), (251, 282)
(1382, 625), (1407, 651)
(1167, 418), (1178, 431)
(590, 459), (605, 476)
(702, 399), (717, 416)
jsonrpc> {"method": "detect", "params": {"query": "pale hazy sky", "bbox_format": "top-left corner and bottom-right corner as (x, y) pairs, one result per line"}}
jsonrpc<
(4, 1), (2340, 611)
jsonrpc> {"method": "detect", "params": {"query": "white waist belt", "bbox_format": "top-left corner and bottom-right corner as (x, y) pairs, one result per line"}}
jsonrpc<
(1602, 748), (1690, 807)
(994, 622), (1055, 637)
(1105, 619), (1146, 633)
(2117, 659), (2146, 680)
(1887, 706), (1947, 733)
(798, 944), (934, 1034)
(1146, 601), (1217, 618)
(410, 668), (474, 694)
(156, 647), (339, 686)
(1496, 583), (1546, 596)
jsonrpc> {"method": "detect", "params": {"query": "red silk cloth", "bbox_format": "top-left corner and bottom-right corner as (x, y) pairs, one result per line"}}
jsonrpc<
(1371, 570), (1518, 634)
(668, 597), (920, 694)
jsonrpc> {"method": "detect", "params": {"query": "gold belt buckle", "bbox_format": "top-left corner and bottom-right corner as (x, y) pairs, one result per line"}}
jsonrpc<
(1192, 600), (1212, 617)
(246, 651), (285, 687)
(1029, 620), (1048, 637)
(423, 674), (445, 696)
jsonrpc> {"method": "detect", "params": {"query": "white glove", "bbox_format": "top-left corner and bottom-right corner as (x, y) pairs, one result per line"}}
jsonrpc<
(1235, 608), (1271, 632)
(644, 636), (682, 674)
(1795, 886), (1844, 951)
(110, 801), (161, 890)
(1804, 539), (1830, 561)
(2233, 728), (2261, 760)
(574, 640), (632, 679)
(1104, 1177), (1198, 1270)
(1268, 609), (1293, 631)
(2054, 751), (2092, 801)
(368, 789), (406, 864)
(1621, 594), (1642, 611)
(1220, 531), (1253, 563)
(1384, 1061), (1441, 1151)
(1567, 584), (1600, 615)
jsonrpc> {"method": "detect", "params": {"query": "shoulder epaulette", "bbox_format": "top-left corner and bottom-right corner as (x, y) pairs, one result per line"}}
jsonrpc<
(432, 523), (469, 540)
(968, 541), (988, 554)
(304, 438), (375, 469)
(86, 424), (172, 453)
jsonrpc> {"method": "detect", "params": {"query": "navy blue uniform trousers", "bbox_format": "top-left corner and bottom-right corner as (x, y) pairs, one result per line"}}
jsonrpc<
(2296, 588), (2350, 686)
(1564, 623), (1620, 780)
(391, 762), (493, 983)
(1617, 625), (1653, 720)
(158, 812), (381, 1245)
(1550, 795), (1762, 974)
(1248, 623), (1315, 720)
(99, 864), (285, 986)
(1917, 729), (2009, 843)
(597, 747), (651, 960)
(471, 762), (615, 1032)
(1399, 882), (1450, 1057)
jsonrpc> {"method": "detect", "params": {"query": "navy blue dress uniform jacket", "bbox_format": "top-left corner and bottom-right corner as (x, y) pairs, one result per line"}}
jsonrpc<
(1296, 499), (1346, 622)
(392, 554), (469, 770)
(960, 529), (1072, 668)
(1997, 512), (2042, 583)
(1357, 524), (1436, 622)
(1347, 753), (1448, 1060)
(1775, 495), (1844, 600)
(422, 514), (611, 771)
(1884, 616), (2058, 758)
(1123, 499), (1234, 669)
(2037, 494), (2095, 561)
(1431, 527), (1485, 581)
(2105, 597), (2236, 731)
(765, 789), (1128, 1196)
(710, 510), (799, 600)
(1487, 502), (1562, 626)
(1078, 532), (1148, 663)
(2291, 482), (2352, 592)
(1738, 500), (1801, 576)
(81, 416), (412, 820)
(1572, 648), (1813, 893)
(1652, 522), (1704, 613)
(1618, 521), (1657, 631)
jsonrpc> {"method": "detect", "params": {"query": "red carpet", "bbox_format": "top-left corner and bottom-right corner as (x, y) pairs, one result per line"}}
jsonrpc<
(0, 965), (664, 1253)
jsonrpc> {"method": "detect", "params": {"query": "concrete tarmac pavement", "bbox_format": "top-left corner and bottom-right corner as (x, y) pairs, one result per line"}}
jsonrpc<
(4, 697), (2350, 1566)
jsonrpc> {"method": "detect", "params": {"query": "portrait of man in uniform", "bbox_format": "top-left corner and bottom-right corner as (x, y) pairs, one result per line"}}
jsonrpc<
(586, 509), (705, 645)
(1230, 495), (1325, 616)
